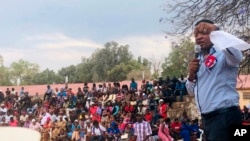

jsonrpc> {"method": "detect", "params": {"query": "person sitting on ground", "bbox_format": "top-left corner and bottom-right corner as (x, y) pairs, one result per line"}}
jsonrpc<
(55, 129), (68, 141)
(107, 122), (121, 141)
(90, 120), (106, 141)
(158, 118), (173, 141)
(171, 118), (182, 140)
(8, 116), (18, 127)
(180, 119), (191, 141)
(29, 118), (42, 132)
(189, 119), (201, 141)
(70, 120), (82, 141)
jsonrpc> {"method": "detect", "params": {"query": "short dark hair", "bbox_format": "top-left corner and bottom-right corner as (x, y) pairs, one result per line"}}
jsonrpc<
(165, 118), (171, 123)
(195, 19), (214, 26)
(93, 120), (99, 125)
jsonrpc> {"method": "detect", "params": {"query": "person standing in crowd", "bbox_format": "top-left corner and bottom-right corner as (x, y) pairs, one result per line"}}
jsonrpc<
(130, 78), (138, 92)
(19, 87), (25, 98)
(186, 19), (248, 141)
(44, 85), (53, 101)
(133, 113), (153, 141)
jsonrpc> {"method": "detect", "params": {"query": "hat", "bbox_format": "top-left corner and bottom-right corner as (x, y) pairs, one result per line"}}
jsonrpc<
(86, 120), (90, 123)
(31, 119), (36, 122)
(74, 120), (78, 122)
(159, 99), (164, 102)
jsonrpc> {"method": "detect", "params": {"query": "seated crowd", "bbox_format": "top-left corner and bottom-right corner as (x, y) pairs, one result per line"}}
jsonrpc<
(0, 76), (205, 141)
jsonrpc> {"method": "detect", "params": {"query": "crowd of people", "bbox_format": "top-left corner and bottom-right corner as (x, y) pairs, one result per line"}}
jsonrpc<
(0, 76), (248, 141)
(0, 76), (203, 141)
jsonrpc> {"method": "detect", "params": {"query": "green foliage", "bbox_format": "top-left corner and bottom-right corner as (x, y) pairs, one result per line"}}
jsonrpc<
(32, 69), (63, 85)
(0, 41), (153, 85)
(161, 38), (194, 78)
(9, 59), (40, 85)
(87, 41), (134, 82)
(0, 66), (12, 85)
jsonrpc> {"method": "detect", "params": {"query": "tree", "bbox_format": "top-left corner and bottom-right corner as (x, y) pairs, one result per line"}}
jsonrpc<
(90, 41), (133, 82)
(162, 0), (250, 35)
(0, 66), (12, 86)
(58, 65), (77, 83)
(76, 58), (94, 83)
(9, 59), (40, 85)
(161, 39), (194, 77)
(150, 56), (163, 79)
(32, 69), (62, 84)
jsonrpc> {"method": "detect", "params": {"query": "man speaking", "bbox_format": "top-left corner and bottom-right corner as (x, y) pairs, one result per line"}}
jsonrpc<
(186, 19), (250, 141)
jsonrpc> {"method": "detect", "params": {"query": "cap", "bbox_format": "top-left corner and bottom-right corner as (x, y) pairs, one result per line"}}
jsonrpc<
(31, 119), (36, 122)
(159, 99), (164, 102)
(74, 120), (78, 122)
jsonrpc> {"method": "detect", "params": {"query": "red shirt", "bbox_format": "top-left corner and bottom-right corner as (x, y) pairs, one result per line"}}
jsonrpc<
(171, 122), (181, 132)
(159, 103), (167, 119)
(89, 105), (98, 116)
(9, 120), (18, 127)
(144, 112), (153, 122)
(124, 105), (134, 113)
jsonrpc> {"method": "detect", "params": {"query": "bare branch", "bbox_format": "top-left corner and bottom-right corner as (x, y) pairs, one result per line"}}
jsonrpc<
(162, 0), (250, 36)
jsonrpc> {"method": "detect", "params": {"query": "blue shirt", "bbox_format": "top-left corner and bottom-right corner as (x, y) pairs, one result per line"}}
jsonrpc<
(107, 127), (120, 134)
(57, 91), (67, 97)
(186, 31), (243, 114)
(130, 82), (137, 90)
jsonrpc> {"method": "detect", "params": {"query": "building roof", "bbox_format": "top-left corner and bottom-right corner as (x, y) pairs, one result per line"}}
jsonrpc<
(237, 75), (250, 89)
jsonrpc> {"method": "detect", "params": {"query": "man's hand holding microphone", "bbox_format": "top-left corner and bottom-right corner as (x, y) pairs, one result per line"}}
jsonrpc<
(188, 45), (201, 82)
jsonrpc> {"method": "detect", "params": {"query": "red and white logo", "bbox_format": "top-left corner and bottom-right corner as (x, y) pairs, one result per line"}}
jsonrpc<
(205, 55), (216, 69)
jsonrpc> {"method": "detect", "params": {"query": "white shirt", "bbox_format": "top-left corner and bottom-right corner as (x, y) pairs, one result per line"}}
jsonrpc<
(92, 125), (106, 136)
(40, 112), (51, 125)
(5, 115), (12, 123)
(0, 107), (7, 114)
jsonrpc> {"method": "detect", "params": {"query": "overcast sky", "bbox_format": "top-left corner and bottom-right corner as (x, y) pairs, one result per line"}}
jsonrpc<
(0, 0), (173, 72)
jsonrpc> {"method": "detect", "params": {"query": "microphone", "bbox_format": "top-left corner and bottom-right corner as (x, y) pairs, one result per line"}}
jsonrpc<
(194, 45), (201, 58)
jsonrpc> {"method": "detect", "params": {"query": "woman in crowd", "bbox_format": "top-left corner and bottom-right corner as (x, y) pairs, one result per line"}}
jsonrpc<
(158, 118), (173, 141)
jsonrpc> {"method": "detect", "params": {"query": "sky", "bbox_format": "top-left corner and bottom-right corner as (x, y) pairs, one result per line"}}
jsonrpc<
(0, 0), (173, 72)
